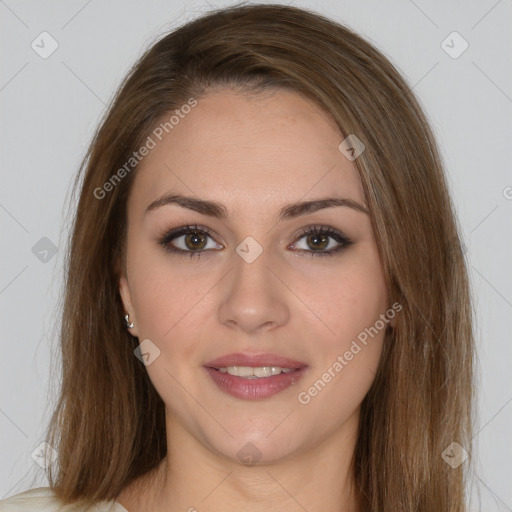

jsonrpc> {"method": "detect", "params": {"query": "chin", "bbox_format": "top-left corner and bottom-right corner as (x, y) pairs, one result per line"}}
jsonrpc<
(227, 437), (302, 467)
(200, 418), (306, 466)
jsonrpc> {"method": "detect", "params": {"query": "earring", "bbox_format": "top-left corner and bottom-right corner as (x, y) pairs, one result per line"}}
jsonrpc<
(124, 313), (134, 329)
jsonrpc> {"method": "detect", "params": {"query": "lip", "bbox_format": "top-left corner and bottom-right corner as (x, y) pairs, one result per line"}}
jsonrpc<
(204, 352), (308, 400)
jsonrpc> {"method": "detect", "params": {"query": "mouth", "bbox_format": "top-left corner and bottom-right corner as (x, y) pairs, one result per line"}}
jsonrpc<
(204, 353), (308, 400)
(213, 366), (297, 378)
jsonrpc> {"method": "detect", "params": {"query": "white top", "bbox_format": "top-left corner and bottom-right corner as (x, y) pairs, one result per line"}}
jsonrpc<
(0, 487), (128, 512)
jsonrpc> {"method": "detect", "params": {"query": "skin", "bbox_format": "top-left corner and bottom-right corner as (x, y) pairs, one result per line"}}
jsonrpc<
(117, 87), (389, 512)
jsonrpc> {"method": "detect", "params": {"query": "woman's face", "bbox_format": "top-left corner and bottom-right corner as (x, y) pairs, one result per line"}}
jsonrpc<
(119, 88), (389, 465)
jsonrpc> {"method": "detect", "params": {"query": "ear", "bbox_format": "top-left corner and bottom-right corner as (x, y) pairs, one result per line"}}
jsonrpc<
(119, 273), (139, 338)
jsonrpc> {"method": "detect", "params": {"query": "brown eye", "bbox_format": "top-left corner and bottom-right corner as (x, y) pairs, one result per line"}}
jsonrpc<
(158, 224), (222, 259)
(184, 231), (208, 250)
(305, 233), (329, 251)
(291, 225), (354, 257)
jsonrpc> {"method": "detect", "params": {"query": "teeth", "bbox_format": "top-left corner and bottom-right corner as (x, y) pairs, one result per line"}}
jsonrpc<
(254, 366), (273, 377)
(217, 366), (296, 378)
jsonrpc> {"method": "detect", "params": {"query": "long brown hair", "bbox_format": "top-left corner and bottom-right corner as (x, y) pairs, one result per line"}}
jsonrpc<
(44, 3), (475, 510)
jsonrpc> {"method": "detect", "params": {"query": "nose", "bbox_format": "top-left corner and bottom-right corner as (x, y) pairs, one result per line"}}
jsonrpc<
(217, 248), (290, 335)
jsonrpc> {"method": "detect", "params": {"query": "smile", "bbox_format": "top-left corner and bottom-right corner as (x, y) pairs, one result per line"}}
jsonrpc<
(215, 366), (296, 378)
(204, 352), (308, 399)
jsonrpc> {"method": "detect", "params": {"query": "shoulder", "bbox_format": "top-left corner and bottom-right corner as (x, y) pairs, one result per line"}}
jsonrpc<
(0, 487), (126, 512)
(0, 488), (61, 512)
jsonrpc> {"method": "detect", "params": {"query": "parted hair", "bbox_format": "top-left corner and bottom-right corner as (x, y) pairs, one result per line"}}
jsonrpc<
(44, 3), (475, 511)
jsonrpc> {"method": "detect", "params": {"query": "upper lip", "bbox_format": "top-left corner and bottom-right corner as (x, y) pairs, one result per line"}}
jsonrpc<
(204, 352), (307, 369)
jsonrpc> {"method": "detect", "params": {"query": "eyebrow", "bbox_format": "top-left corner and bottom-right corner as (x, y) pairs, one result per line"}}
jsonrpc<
(145, 193), (369, 221)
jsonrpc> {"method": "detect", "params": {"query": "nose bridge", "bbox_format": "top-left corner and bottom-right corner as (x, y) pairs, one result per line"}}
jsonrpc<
(217, 241), (290, 332)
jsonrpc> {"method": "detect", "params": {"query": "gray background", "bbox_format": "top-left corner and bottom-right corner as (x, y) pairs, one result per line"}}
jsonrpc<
(1, 0), (511, 510)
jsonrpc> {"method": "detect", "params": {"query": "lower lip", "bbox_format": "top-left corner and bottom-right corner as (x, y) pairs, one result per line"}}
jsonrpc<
(204, 367), (307, 400)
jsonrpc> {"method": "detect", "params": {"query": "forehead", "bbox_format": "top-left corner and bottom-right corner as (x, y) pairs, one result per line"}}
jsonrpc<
(127, 88), (365, 218)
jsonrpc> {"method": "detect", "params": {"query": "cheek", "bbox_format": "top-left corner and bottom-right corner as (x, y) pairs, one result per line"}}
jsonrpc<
(126, 241), (206, 341)
(297, 251), (388, 357)
(126, 249), (207, 404)
(295, 253), (388, 414)
(296, 273), (388, 419)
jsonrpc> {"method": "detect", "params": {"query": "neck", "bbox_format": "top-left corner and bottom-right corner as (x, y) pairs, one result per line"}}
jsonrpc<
(118, 409), (361, 512)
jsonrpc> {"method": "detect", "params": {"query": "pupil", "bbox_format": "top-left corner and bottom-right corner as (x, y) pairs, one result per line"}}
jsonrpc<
(308, 234), (327, 250)
(186, 232), (206, 250)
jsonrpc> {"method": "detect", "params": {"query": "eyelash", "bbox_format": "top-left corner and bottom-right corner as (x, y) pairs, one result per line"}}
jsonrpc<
(157, 223), (354, 260)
